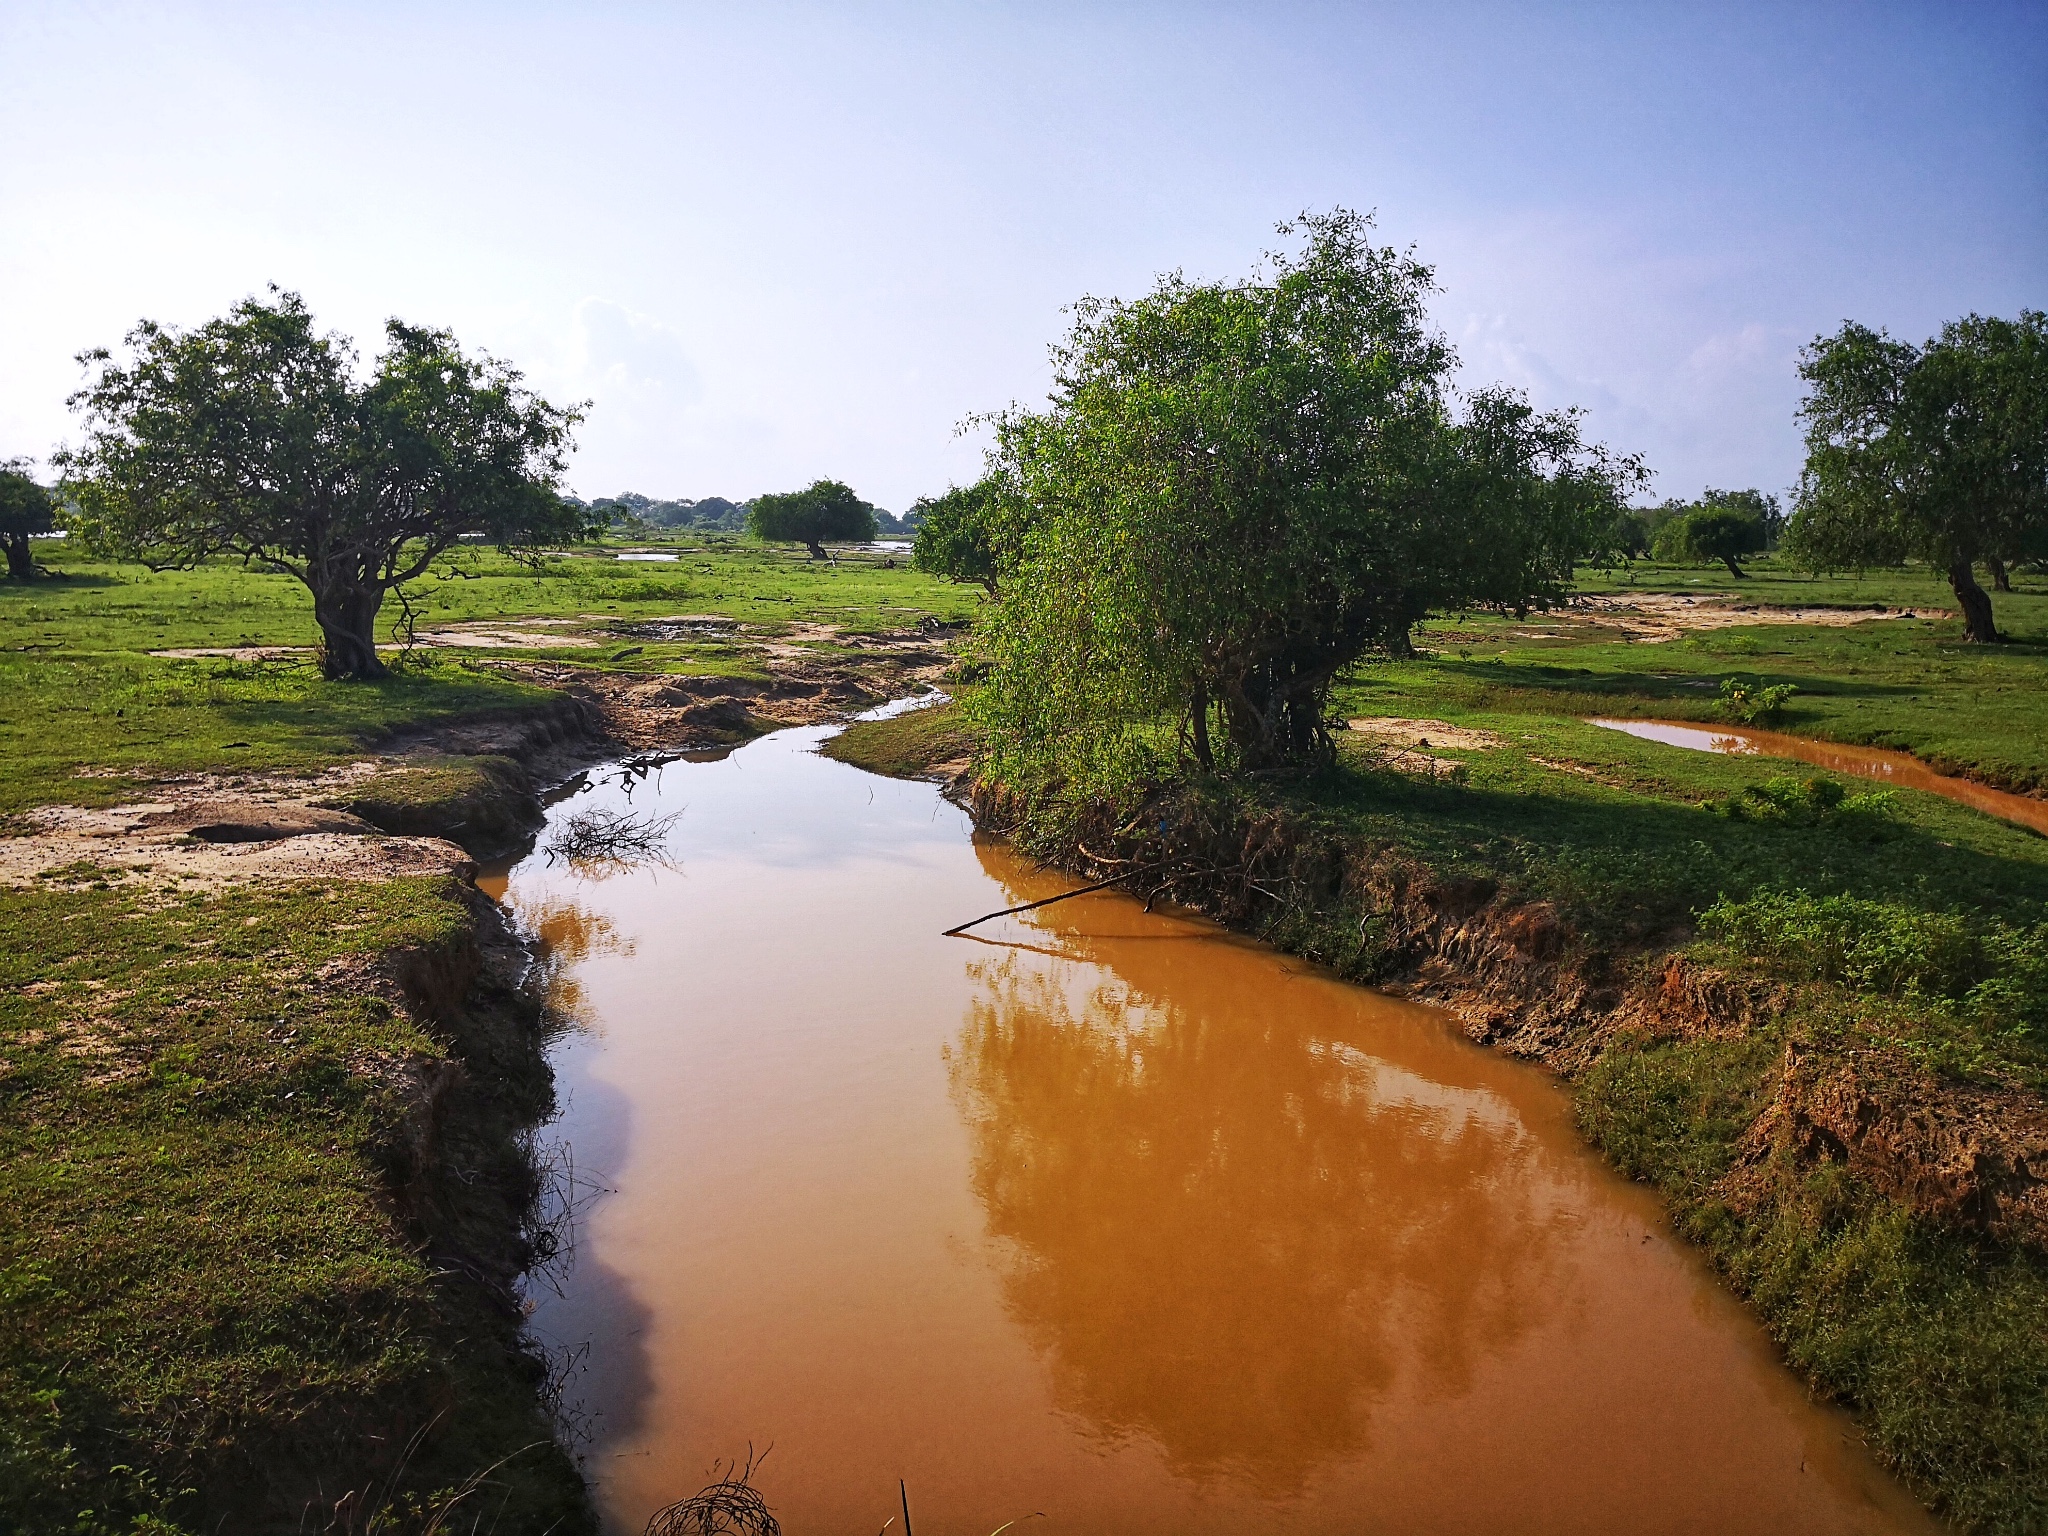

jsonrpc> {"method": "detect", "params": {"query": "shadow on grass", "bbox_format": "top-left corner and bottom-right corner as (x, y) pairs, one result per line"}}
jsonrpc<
(0, 571), (124, 593)
(1431, 660), (1920, 705)
(1284, 758), (2048, 939)
(211, 671), (550, 744)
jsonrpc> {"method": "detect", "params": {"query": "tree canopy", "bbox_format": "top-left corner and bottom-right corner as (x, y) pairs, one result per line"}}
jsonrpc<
(910, 475), (1031, 594)
(745, 479), (877, 558)
(1783, 310), (2047, 643)
(0, 461), (56, 581)
(1648, 489), (1775, 577)
(969, 210), (1643, 792)
(59, 289), (588, 678)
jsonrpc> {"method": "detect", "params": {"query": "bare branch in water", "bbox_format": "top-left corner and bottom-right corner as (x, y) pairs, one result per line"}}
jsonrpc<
(544, 807), (682, 873)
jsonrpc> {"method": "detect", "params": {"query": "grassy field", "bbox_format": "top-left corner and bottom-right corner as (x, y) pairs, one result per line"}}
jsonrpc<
(0, 875), (588, 1531)
(838, 555), (2048, 1532)
(1397, 555), (2048, 793)
(0, 538), (976, 814)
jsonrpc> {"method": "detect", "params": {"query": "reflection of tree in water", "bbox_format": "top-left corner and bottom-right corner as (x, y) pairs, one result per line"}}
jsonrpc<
(948, 924), (1574, 1497)
(510, 893), (635, 1030)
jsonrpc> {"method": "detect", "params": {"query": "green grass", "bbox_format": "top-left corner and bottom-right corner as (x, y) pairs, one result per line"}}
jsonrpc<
(1399, 556), (2048, 792)
(819, 700), (975, 778)
(0, 540), (980, 813)
(9, 537), (972, 653)
(0, 876), (586, 1533)
(0, 649), (555, 816)
(1579, 1035), (2048, 1536)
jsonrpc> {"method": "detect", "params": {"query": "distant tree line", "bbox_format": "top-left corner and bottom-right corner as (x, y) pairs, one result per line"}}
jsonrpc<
(1622, 488), (1783, 577)
(580, 492), (750, 533)
(584, 489), (925, 539)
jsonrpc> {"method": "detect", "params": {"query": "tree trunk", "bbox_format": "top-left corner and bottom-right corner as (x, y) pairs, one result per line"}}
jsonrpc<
(312, 581), (389, 679)
(804, 540), (829, 561)
(4, 533), (34, 580)
(1720, 555), (1748, 579)
(1948, 561), (2000, 644)
(1988, 556), (2012, 592)
(1189, 683), (1213, 771)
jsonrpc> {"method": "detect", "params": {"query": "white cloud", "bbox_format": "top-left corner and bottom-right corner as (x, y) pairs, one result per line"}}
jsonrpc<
(573, 298), (702, 401)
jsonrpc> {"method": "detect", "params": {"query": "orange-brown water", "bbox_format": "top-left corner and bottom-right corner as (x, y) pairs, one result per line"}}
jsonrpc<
(1590, 718), (2048, 837)
(491, 720), (1940, 1535)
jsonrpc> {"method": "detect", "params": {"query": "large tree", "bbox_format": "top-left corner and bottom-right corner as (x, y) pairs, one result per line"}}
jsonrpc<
(1650, 490), (1773, 577)
(59, 290), (587, 678)
(910, 474), (1032, 595)
(745, 479), (877, 559)
(971, 210), (1642, 784)
(1784, 311), (2047, 643)
(0, 461), (56, 581)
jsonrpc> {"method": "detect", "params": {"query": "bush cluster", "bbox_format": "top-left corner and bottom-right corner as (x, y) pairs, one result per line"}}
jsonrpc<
(1701, 888), (2048, 1041)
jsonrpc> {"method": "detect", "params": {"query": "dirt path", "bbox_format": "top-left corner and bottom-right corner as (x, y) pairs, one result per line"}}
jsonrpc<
(1564, 592), (1949, 642)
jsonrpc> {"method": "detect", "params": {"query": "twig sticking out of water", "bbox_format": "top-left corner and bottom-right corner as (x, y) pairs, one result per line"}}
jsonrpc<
(545, 807), (682, 872)
(941, 861), (1170, 936)
(644, 1446), (780, 1536)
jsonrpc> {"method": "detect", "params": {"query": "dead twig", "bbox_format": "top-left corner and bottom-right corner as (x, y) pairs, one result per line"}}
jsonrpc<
(645, 1446), (780, 1536)
(942, 861), (1170, 937)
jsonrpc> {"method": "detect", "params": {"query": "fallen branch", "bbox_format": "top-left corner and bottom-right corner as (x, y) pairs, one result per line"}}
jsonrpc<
(943, 861), (1170, 936)
(545, 807), (682, 870)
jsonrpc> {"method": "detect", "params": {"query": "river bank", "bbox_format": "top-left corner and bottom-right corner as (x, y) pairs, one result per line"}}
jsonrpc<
(0, 538), (974, 1531)
(828, 695), (2048, 1535)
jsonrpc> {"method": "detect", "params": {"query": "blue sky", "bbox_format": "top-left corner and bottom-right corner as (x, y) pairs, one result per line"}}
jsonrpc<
(3, 1), (2042, 510)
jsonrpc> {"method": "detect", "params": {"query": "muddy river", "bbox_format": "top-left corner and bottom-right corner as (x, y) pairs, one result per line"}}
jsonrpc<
(1590, 718), (2048, 837)
(485, 715), (1939, 1535)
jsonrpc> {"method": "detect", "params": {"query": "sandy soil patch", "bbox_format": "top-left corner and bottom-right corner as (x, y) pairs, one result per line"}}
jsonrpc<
(414, 622), (601, 649)
(0, 762), (473, 895)
(3, 806), (467, 894)
(1346, 717), (1501, 751)
(148, 619), (604, 657)
(1566, 593), (1949, 643)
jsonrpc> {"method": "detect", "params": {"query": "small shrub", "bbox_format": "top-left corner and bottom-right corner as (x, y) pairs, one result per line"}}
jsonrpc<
(1707, 774), (1894, 829)
(1718, 675), (1797, 724)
